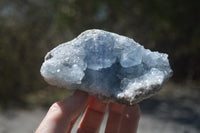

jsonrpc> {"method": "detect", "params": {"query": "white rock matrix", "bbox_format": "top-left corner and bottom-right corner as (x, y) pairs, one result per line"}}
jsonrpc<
(40, 29), (173, 105)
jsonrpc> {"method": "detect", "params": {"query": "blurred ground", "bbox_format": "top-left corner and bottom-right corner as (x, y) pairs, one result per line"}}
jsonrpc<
(0, 82), (199, 133)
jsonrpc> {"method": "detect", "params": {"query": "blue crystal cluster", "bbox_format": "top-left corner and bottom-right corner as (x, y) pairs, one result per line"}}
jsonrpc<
(40, 29), (172, 105)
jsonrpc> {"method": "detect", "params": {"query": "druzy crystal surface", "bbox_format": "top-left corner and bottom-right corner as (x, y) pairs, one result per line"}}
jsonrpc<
(40, 29), (173, 105)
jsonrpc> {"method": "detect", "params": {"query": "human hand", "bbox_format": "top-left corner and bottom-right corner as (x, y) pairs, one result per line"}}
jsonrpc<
(35, 90), (140, 133)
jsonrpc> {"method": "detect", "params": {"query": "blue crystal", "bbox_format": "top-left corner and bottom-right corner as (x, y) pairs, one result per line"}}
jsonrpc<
(40, 29), (173, 105)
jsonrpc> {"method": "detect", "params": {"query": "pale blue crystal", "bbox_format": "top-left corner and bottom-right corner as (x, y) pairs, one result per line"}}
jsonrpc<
(40, 29), (173, 105)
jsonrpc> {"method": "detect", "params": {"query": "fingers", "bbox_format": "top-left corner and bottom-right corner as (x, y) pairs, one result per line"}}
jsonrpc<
(36, 90), (140, 133)
(119, 104), (140, 133)
(105, 103), (125, 133)
(105, 103), (140, 133)
(77, 97), (108, 133)
(35, 90), (92, 133)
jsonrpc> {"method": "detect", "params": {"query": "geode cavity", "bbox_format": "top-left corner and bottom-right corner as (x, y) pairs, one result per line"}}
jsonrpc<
(40, 29), (173, 105)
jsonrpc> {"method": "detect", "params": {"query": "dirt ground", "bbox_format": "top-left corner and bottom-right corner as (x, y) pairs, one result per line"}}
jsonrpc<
(0, 83), (199, 133)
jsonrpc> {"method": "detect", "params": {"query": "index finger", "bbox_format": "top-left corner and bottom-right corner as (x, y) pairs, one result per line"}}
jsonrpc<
(105, 103), (140, 133)
(78, 97), (108, 133)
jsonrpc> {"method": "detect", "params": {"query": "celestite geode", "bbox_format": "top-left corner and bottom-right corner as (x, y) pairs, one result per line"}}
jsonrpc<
(40, 29), (173, 105)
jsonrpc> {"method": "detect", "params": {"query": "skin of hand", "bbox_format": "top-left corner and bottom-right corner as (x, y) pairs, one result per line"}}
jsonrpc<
(35, 90), (140, 133)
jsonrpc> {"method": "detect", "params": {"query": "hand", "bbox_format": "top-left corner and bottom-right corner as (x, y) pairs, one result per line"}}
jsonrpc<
(35, 90), (140, 133)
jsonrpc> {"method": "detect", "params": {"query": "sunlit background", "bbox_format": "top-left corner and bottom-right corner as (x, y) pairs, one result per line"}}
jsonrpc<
(0, 0), (199, 133)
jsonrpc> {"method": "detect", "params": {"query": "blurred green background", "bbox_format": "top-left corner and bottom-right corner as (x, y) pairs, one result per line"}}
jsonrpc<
(0, 0), (200, 109)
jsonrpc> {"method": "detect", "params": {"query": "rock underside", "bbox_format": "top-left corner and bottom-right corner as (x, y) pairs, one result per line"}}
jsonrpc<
(40, 29), (173, 105)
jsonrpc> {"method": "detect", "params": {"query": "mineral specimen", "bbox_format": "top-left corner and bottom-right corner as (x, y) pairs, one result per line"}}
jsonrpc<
(40, 29), (173, 105)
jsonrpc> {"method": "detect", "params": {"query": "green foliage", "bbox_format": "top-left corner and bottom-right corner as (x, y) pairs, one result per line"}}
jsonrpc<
(0, 0), (199, 108)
